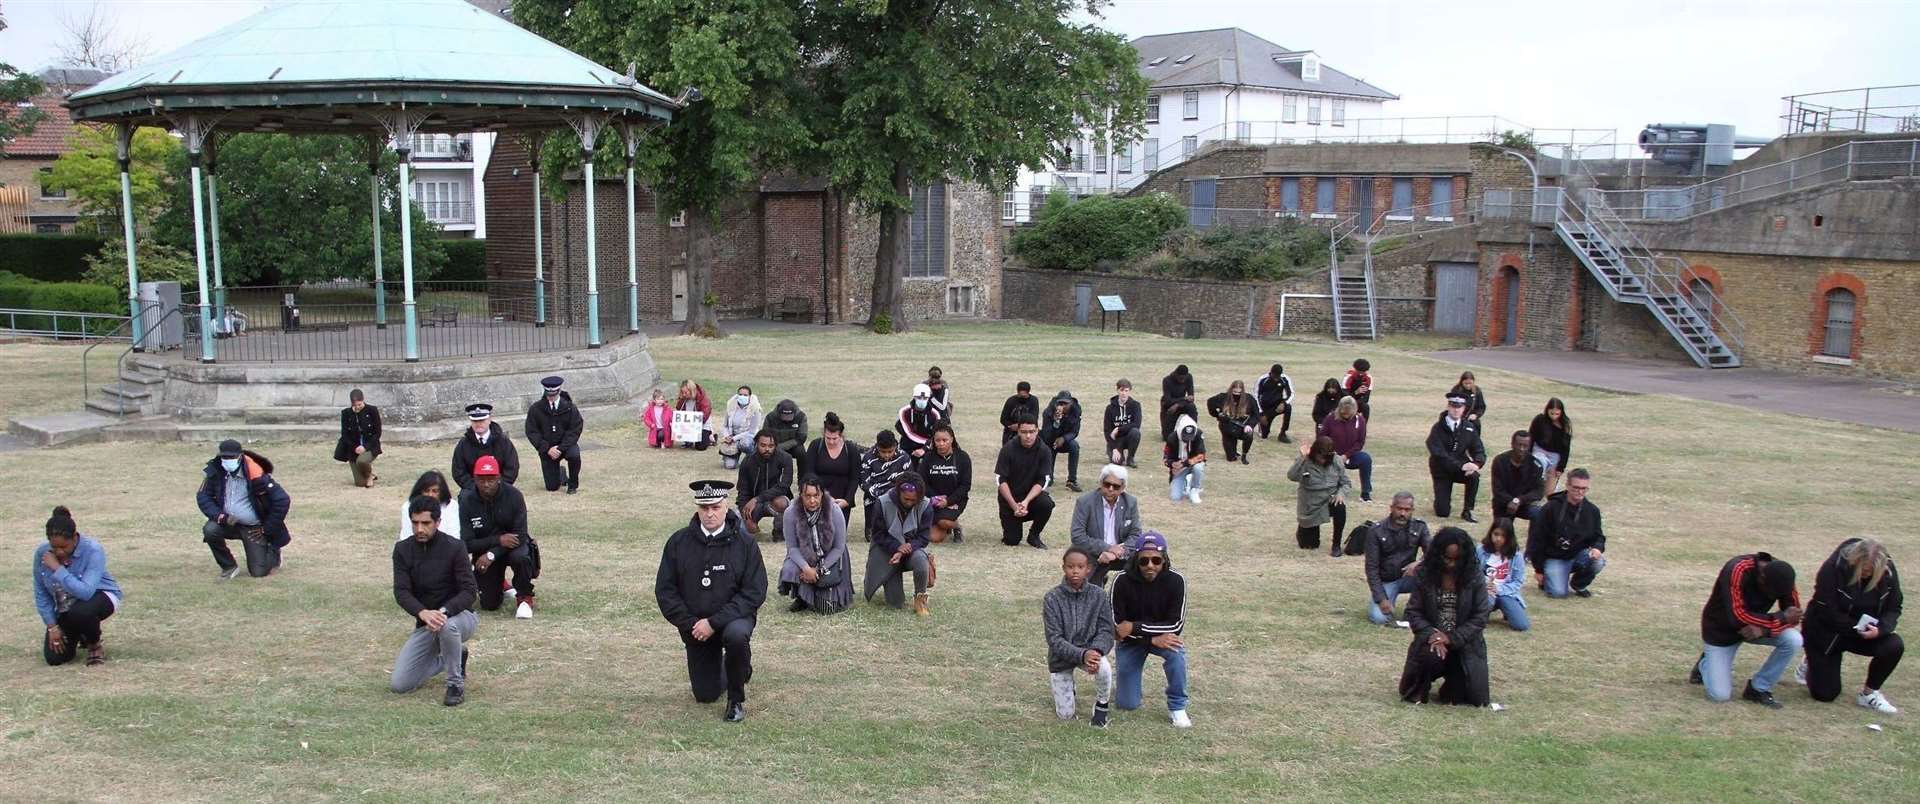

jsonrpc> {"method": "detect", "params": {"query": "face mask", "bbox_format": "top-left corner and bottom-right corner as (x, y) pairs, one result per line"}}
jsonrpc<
(220, 458), (241, 472)
(735, 395), (750, 406)
(914, 398), (928, 410)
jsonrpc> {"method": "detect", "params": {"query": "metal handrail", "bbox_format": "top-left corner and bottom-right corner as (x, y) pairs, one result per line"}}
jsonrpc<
(0, 308), (131, 340)
(82, 302), (177, 416)
(1590, 138), (1919, 220)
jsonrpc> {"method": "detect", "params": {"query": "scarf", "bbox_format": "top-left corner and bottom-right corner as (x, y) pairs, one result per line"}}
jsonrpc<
(798, 506), (827, 566)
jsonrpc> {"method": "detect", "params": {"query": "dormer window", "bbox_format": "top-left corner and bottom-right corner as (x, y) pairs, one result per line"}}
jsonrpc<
(1173, 54), (1194, 65)
(1147, 56), (1166, 67)
(1302, 54), (1320, 82)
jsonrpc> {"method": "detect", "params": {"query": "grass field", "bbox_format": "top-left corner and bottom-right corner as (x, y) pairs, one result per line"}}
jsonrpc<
(0, 323), (1914, 802)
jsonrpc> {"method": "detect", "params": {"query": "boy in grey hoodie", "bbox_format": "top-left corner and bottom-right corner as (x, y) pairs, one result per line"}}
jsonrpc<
(1044, 546), (1116, 726)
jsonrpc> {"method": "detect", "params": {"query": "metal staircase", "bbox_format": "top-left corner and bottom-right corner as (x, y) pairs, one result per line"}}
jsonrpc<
(1551, 187), (1746, 368)
(1326, 198), (1481, 341)
(1330, 255), (1377, 341)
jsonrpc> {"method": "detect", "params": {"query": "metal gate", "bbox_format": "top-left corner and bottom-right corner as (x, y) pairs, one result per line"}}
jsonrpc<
(1074, 283), (1093, 326)
(1433, 262), (1479, 334)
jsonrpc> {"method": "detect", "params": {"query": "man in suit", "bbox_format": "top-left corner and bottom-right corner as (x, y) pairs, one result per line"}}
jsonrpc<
(1069, 464), (1145, 587)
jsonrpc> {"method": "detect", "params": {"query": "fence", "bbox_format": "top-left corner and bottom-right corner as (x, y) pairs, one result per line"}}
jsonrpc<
(1588, 138), (1920, 220)
(0, 308), (130, 340)
(1781, 85), (1920, 134)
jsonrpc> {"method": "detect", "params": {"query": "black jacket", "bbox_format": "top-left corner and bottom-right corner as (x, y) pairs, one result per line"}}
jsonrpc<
(392, 530), (478, 627)
(457, 482), (531, 561)
(1039, 391), (1082, 445)
(1406, 564), (1493, 658)
(1311, 390), (1342, 427)
(1528, 413), (1572, 471)
(1364, 517), (1432, 601)
(1490, 451), (1543, 514)
(1102, 396), (1143, 437)
(994, 438), (1055, 500)
(1160, 370), (1194, 413)
(1206, 390), (1259, 429)
(334, 405), (382, 462)
(1806, 538), (1903, 655)
(452, 422), (521, 490)
(736, 448), (795, 506)
(1524, 491), (1605, 572)
(763, 403), (809, 452)
(1447, 384), (1487, 420)
(896, 403), (941, 453)
(1701, 553), (1800, 647)
(525, 391), (584, 453)
(655, 511), (767, 631)
(916, 447), (972, 510)
(196, 451), (293, 547)
(1424, 414), (1486, 476)
(1000, 394), (1039, 429)
(1112, 553), (1186, 645)
(1256, 373), (1293, 410)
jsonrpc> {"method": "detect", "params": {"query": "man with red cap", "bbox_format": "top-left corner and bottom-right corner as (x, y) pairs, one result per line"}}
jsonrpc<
(456, 455), (540, 620)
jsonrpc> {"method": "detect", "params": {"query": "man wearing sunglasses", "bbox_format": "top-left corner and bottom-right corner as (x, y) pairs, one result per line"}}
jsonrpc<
(1112, 531), (1190, 728)
(1069, 464), (1144, 587)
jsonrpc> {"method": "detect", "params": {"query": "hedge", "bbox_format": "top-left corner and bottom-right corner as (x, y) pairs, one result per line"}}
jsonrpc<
(0, 281), (125, 335)
(438, 239), (488, 282)
(0, 234), (106, 283)
(1009, 192), (1186, 272)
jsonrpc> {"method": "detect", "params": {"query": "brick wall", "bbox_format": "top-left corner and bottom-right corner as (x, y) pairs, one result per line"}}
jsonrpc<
(0, 157), (80, 232)
(1003, 266), (1261, 338)
(842, 182), (1002, 324)
(1667, 250), (1920, 379)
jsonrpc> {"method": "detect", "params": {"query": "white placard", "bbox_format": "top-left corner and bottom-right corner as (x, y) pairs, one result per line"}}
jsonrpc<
(671, 410), (706, 443)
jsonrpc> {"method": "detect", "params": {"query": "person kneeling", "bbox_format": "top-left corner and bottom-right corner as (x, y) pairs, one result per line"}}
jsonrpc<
(1398, 527), (1494, 707)
(1803, 538), (1902, 714)
(1691, 551), (1802, 708)
(864, 472), (935, 616)
(1044, 547), (1116, 727)
(781, 477), (853, 614)
(458, 457), (540, 619)
(391, 495), (479, 706)
(656, 480), (767, 722)
(1112, 532), (1191, 728)
(36, 507), (124, 667)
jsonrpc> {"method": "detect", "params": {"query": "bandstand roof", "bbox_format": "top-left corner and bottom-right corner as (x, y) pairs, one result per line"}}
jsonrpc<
(67, 0), (676, 134)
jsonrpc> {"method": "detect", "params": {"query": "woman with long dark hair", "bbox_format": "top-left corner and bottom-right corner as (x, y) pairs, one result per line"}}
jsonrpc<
(779, 476), (853, 614)
(1310, 378), (1345, 427)
(1448, 371), (1487, 422)
(1529, 398), (1573, 495)
(917, 423), (972, 544)
(1399, 526), (1493, 706)
(399, 471), (461, 542)
(35, 507), (124, 666)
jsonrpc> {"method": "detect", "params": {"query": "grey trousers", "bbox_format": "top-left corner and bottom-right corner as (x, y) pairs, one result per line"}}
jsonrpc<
(389, 610), (478, 693)
(862, 543), (930, 608)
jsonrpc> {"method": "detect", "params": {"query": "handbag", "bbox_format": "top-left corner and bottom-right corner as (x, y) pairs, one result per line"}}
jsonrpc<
(1344, 520), (1373, 556)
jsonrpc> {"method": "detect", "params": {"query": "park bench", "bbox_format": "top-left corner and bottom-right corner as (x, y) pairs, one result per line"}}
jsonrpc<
(423, 305), (460, 328)
(776, 295), (812, 322)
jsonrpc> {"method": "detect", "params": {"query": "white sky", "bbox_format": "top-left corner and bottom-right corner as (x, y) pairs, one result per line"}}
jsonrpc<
(4, 0), (1915, 149)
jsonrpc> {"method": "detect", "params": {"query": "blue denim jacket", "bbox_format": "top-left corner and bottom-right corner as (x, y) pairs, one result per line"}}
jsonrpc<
(33, 536), (122, 625)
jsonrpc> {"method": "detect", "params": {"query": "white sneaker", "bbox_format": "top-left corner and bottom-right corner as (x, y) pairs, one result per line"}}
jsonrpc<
(1858, 689), (1899, 714)
(1169, 710), (1192, 729)
(1187, 489), (1203, 505)
(1793, 660), (1808, 686)
(515, 601), (534, 620)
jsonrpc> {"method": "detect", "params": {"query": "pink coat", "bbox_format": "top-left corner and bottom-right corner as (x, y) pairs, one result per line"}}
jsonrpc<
(642, 401), (673, 431)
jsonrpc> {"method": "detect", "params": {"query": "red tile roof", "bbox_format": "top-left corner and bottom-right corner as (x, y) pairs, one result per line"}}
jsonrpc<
(1, 93), (81, 157)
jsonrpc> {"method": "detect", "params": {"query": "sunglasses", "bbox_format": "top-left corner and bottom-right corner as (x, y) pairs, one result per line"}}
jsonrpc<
(1137, 556), (1164, 566)
(1100, 481), (1124, 490)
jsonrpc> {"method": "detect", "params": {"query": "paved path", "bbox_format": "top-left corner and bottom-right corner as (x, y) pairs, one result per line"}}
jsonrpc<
(1425, 349), (1920, 434)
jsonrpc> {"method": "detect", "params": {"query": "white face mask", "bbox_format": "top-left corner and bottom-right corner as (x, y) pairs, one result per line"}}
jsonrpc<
(220, 458), (241, 472)
(735, 395), (750, 407)
(914, 398), (928, 410)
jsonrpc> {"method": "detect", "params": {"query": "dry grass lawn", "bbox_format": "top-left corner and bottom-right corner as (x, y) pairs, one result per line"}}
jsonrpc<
(0, 323), (1914, 802)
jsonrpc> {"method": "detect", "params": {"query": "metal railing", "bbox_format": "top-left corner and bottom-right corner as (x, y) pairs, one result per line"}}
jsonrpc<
(83, 302), (176, 414)
(1782, 85), (1920, 134)
(1587, 138), (1920, 220)
(0, 308), (130, 340)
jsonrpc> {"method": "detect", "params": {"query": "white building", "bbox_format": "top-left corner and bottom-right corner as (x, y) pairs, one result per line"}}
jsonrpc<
(1008, 27), (1397, 221)
(408, 132), (494, 238)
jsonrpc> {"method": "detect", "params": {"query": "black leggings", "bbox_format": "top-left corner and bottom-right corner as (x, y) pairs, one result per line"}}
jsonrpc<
(1218, 423), (1253, 460)
(1258, 402), (1292, 438)
(44, 590), (115, 665)
(1808, 631), (1904, 701)
(1294, 502), (1347, 550)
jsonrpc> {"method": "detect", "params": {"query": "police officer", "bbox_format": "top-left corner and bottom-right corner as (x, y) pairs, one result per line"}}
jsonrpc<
(656, 480), (767, 722)
(452, 403), (520, 491)
(525, 376), (584, 494)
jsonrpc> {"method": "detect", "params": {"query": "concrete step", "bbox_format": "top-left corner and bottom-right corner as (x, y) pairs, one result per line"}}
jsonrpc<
(118, 370), (166, 386)
(9, 411), (123, 447)
(102, 384), (152, 402)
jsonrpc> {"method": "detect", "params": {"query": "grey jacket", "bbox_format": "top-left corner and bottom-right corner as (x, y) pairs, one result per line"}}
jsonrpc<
(1043, 579), (1116, 673)
(1286, 453), (1352, 527)
(1068, 490), (1143, 556)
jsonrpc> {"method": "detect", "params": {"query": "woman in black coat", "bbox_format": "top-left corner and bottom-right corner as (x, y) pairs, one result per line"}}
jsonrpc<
(1158, 365), (1195, 441)
(1309, 378), (1345, 427)
(1399, 527), (1494, 707)
(1804, 537), (1903, 713)
(333, 389), (382, 488)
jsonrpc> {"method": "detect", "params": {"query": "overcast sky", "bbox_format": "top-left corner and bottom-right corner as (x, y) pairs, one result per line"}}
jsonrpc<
(5, 0), (1915, 150)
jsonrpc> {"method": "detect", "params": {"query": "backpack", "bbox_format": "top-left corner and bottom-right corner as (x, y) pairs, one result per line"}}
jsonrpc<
(1343, 521), (1373, 556)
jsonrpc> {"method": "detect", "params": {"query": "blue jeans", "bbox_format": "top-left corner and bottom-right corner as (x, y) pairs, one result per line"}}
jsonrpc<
(1169, 463), (1206, 500)
(1542, 552), (1606, 598)
(1114, 641), (1189, 712)
(1345, 450), (1373, 496)
(1493, 594), (1530, 631)
(1699, 630), (1803, 701)
(1367, 577), (1414, 625)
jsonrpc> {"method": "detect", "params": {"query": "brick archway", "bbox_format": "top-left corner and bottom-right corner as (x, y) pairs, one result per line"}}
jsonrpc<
(1486, 254), (1524, 346)
(1680, 263), (1725, 327)
(1808, 272), (1867, 359)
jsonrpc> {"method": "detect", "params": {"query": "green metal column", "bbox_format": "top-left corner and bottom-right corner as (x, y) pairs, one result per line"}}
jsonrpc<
(186, 146), (215, 363)
(207, 152), (226, 318)
(625, 148), (638, 334)
(116, 124), (143, 351)
(533, 163), (546, 327)
(398, 151), (421, 362)
(370, 154), (387, 329)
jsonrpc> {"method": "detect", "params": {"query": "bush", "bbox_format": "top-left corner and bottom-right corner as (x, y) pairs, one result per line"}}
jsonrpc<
(438, 239), (488, 282)
(0, 281), (126, 335)
(1010, 192), (1185, 272)
(0, 233), (106, 282)
(81, 240), (199, 293)
(1160, 221), (1333, 281)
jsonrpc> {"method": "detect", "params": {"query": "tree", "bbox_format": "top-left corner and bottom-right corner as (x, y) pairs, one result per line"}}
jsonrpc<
(514, 0), (811, 338)
(151, 134), (448, 286)
(57, 1), (150, 74)
(43, 125), (180, 232)
(803, 0), (1147, 332)
(0, 11), (47, 155)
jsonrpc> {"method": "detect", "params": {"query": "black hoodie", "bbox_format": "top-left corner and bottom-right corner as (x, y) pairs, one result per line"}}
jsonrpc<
(452, 421), (521, 490)
(1111, 551), (1186, 645)
(1103, 394), (1143, 436)
(525, 390), (584, 453)
(1040, 390), (1082, 444)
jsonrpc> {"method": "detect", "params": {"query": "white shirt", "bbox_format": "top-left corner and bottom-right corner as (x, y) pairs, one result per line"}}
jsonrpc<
(397, 498), (462, 542)
(1101, 497), (1119, 547)
(473, 427), (490, 445)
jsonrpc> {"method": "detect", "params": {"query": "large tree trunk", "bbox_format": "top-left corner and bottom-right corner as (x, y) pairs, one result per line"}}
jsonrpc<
(682, 206), (724, 338)
(868, 161), (911, 333)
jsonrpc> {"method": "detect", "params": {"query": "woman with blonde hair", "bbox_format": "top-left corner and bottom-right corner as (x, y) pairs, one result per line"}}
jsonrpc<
(1804, 538), (1903, 714)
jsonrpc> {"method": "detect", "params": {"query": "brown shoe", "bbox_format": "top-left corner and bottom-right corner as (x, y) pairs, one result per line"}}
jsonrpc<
(926, 553), (938, 591)
(85, 640), (106, 666)
(913, 593), (930, 618)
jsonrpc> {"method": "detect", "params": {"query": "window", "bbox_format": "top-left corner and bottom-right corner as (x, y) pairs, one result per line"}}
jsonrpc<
(1315, 178), (1335, 215)
(1094, 147), (1108, 174)
(1147, 57), (1166, 67)
(1001, 192), (1018, 221)
(1071, 139), (1089, 173)
(1307, 96), (1323, 125)
(1174, 54), (1195, 65)
(1146, 94), (1160, 124)
(946, 285), (977, 316)
(1235, 121), (1252, 142)
(1182, 91), (1199, 120)
(908, 183), (948, 279)
(1390, 178), (1413, 217)
(1302, 55), (1320, 82)
(1181, 136), (1196, 158)
(1822, 288), (1855, 358)
(1429, 177), (1453, 219)
(1280, 177), (1300, 214)
(1332, 98), (1346, 127)
(669, 210), (686, 227)
(34, 223), (63, 234)
(1282, 94), (1298, 124)
(1118, 144), (1133, 174)
(411, 180), (468, 223)
(38, 168), (66, 200)
(1144, 138), (1159, 171)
